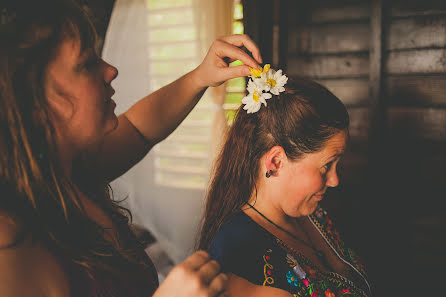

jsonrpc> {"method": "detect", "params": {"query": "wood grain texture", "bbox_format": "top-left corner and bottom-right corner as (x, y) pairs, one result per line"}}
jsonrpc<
(316, 78), (370, 106)
(347, 107), (370, 139)
(288, 23), (370, 54)
(386, 75), (446, 106)
(390, 0), (446, 17)
(386, 48), (446, 74)
(388, 16), (446, 50)
(387, 107), (446, 140)
(288, 54), (369, 78)
(309, 2), (370, 24)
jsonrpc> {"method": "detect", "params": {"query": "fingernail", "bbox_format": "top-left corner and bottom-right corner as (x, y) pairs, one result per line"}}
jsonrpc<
(258, 54), (263, 63)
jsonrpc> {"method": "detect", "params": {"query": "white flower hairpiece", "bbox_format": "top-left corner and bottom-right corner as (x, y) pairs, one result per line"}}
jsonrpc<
(241, 64), (288, 114)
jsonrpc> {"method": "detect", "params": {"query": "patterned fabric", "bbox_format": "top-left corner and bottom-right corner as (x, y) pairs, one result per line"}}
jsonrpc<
(209, 208), (371, 297)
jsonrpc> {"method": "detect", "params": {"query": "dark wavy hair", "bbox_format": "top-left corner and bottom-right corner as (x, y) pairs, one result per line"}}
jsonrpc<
(0, 0), (149, 279)
(198, 77), (350, 250)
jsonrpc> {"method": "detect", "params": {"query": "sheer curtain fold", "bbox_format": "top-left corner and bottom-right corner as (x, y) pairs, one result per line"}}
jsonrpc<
(102, 0), (235, 265)
(195, 0), (234, 161)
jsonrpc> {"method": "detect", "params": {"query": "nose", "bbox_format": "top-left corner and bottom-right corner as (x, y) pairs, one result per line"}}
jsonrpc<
(103, 60), (118, 84)
(326, 168), (339, 188)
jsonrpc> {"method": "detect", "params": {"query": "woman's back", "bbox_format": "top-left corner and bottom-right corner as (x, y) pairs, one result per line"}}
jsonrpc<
(0, 199), (158, 297)
(0, 216), (70, 297)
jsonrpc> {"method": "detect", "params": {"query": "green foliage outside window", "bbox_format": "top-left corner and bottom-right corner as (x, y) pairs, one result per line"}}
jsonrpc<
(225, 0), (245, 123)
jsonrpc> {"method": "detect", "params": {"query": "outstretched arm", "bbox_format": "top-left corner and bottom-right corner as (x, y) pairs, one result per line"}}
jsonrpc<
(98, 34), (262, 181)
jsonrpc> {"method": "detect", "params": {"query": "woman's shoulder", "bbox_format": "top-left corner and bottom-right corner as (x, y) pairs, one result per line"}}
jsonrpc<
(0, 212), (23, 249)
(209, 211), (274, 269)
(0, 212), (71, 297)
(210, 211), (269, 248)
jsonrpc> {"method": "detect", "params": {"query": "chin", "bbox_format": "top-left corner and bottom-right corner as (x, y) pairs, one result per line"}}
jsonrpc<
(105, 116), (119, 135)
(302, 203), (319, 216)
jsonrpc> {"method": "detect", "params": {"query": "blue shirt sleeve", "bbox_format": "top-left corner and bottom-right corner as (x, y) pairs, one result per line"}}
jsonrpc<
(208, 213), (269, 284)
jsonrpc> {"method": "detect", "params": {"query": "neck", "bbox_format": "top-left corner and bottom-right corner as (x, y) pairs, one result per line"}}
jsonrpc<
(245, 187), (304, 234)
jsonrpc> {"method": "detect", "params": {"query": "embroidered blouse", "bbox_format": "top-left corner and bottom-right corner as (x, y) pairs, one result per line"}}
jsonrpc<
(209, 207), (371, 297)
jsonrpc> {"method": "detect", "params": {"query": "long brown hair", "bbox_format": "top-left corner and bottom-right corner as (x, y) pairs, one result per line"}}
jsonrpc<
(198, 78), (350, 250)
(0, 0), (148, 279)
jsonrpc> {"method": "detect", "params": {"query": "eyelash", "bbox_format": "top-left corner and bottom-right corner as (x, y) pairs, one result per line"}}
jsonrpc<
(323, 161), (333, 171)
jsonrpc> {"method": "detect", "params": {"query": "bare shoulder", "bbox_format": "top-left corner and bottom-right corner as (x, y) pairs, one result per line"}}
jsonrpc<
(0, 212), (22, 249)
(0, 213), (70, 297)
(227, 274), (293, 297)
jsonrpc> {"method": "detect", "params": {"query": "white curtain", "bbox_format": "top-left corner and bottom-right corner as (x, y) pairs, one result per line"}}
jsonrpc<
(102, 0), (234, 266)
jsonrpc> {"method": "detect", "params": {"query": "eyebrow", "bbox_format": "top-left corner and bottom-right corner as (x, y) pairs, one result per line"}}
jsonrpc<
(326, 152), (344, 162)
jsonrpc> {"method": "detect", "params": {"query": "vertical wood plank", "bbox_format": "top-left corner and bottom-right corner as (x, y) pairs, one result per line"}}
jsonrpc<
(243, 0), (274, 63)
(369, 0), (385, 148)
(272, 0), (280, 67)
(278, 0), (288, 70)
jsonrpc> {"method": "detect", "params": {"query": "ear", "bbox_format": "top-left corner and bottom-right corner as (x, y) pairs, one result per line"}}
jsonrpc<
(44, 75), (74, 121)
(263, 146), (287, 177)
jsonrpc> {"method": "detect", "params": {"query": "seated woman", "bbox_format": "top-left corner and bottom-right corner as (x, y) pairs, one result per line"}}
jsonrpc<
(198, 66), (372, 297)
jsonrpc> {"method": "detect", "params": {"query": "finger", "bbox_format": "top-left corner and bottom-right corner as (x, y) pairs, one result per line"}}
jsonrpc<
(217, 65), (250, 82)
(197, 260), (221, 284)
(182, 250), (211, 271)
(207, 273), (228, 297)
(219, 34), (263, 64)
(214, 41), (260, 70)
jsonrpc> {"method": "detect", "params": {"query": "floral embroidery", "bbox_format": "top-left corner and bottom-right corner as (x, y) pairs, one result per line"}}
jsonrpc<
(248, 207), (370, 297)
(273, 209), (370, 297)
(263, 249), (274, 286)
(287, 271), (301, 287)
(309, 207), (368, 278)
(325, 289), (335, 297)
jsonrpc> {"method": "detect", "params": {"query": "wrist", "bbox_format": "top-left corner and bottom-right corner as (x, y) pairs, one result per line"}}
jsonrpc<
(188, 65), (209, 90)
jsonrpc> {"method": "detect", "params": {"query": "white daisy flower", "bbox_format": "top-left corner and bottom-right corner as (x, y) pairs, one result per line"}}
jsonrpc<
(242, 79), (272, 114)
(262, 68), (288, 95)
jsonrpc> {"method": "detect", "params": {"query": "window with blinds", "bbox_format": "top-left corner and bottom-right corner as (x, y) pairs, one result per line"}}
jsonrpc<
(147, 0), (212, 189)
(148, 0), (245, 189)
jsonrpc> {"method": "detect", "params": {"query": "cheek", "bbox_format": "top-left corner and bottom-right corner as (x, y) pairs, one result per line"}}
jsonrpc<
(291, 166), (324, 189)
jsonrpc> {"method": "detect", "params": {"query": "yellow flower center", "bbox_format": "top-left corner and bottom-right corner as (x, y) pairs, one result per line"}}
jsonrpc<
(253, 91), (260, 102)
(267, 78), (276, 87)
(250, 64), (271, 78)
(249, 67), (262, 78)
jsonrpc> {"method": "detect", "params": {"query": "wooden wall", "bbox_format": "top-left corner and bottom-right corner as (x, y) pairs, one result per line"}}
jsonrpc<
(244, 0), (446, 296)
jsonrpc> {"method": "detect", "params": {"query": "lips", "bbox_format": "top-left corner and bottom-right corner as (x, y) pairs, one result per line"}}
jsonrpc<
(313, 192), (325, 200)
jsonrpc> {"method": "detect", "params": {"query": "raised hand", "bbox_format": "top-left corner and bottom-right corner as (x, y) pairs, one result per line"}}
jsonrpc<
(153, 250), (228, 297)
(193, 34), (263, 88)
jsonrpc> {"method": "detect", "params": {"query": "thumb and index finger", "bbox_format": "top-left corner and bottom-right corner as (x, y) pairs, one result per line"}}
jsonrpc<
(215, 34), (264, 81)
(182, 250), (214, 270)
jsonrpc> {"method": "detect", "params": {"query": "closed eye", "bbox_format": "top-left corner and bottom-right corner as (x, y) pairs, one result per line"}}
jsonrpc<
(323, 161), (333, 171)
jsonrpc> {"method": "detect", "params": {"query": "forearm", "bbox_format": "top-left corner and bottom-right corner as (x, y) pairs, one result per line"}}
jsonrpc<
(123, 34), (261, 147)
(124, 67), (207, 145)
